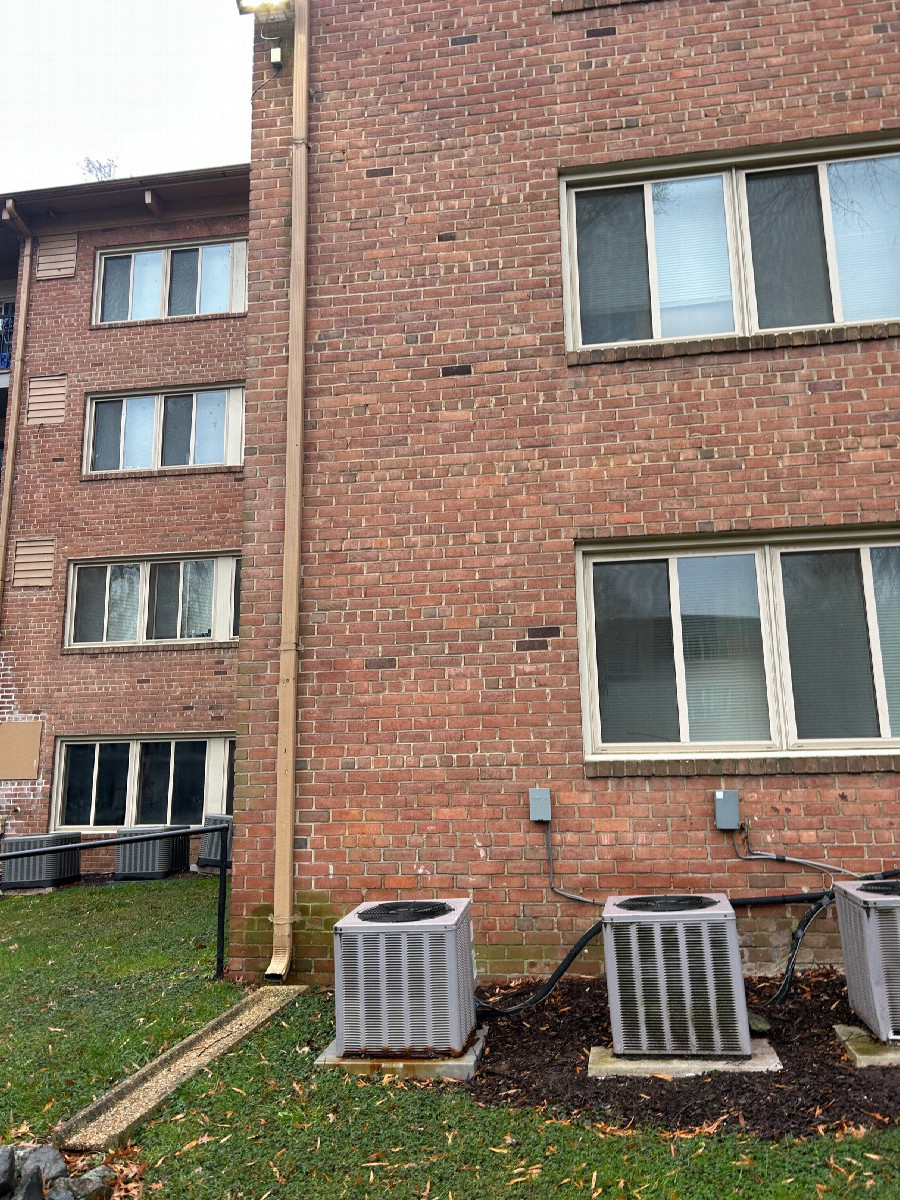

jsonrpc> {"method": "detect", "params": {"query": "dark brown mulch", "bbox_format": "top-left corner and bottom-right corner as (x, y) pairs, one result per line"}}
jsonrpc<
(465, 970), (900, 1139)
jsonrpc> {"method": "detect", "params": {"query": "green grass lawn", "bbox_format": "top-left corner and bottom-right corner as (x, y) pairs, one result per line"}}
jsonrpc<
(2, 882), (899, 1199)
(0, 877), (241, 1139)
(138, 990), (900, 1199)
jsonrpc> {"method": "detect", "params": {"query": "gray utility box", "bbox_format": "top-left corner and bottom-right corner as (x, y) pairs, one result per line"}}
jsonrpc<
(334, 898), (477, 1058)
(834, 880), (900, 1044)
(603, 893), (752, 1058)
(114, 826), (191, 881)
(197, 814), (233, 868)
(0, 832), (81, 890)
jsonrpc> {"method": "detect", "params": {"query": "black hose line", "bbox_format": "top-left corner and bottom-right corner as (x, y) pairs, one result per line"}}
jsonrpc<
(476, 867), (900, 1019)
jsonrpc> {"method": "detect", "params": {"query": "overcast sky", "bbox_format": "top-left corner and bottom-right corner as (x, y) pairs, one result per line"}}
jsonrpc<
(3, 0), (254, 193)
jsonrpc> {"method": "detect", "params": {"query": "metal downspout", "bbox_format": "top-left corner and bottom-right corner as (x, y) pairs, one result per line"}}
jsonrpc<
(266, 0), (309, 981)
(0, 211), (33, 627)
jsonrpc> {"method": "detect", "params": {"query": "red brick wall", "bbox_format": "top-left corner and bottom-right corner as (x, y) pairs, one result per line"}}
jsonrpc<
(233, 0), (900, 982)
(0, 215), (246, 839)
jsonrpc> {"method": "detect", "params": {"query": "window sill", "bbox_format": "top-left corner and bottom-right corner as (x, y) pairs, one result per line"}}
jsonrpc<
(91, 311), (246, 332)
(61, 640), (238, 656)
(552, 0), (649, 10)
(567, 320), (900, 366)
(82, 465), (244, 483)
(585, 753), (900, 778)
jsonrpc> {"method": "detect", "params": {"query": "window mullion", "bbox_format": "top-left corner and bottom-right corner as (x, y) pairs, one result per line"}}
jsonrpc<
(818, 163), (844, 324)
(137, 563), (150, 645)
(167, 742), (176, 825)
(724, 170), (749, 336)
(89, 743), (99, 828)
(195, 251), (203, 315)
(734, 169), (760, 333)
(644, 184), (661, 339)
(125, 742), (139, 827)
(177, 562), (185, 641)
(161, 249), (171, 319)
(668, 558), (690, 742)
(769, 547), (801, 746)
(153, 394), (164, 469)
(189, 393), (197, 466)
(127, 255), (136, 321)
(102, 566), (111, 642)
(756, 548), (785, 748)
(860, 547), (891, 738)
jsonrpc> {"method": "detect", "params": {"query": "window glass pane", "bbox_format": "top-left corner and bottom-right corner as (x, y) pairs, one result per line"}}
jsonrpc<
(828, 156), (900, 322)
(147, 561), (180, 639)
(130, 250), (163, 320)
(94, 742), (129, 825)
(91, 400), (123, 470)
(746, 168), (833, 329)
(652, 176), (734, 338)
(678, 554), (770, 742)
(193, 391), (226, 464)
(576, 188), (652, 345)
(106, 563), (140, 642)
(161, 394), (193, 466)
(199, 244), (231, 313)
(871, 546), (900, 736)
(593, 560), (679, 742)
(62, 743), (96, 825)
(180, 559), (214, 638)
(100, 256), (131, 323)
(137, 742), (172, 824)
(168, 248), (199, 316)
(121, 395), (155, 470)
(781, 550), (879, 738)
(232, 558), (241, 638)
(171, 741), (207, 825)
(73, 566), (107, 643)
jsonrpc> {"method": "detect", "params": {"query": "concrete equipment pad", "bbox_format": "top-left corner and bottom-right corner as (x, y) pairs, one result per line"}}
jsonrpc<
(316, 1026), (488, 1081)
(54, 985), (306, 1151)
(588, 1039), (782, 1079)
(834, 1024), (900, 1068)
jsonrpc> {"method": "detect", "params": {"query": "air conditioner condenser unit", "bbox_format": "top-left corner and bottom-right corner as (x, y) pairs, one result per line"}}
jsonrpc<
(114, 826), (190, 881)
(834, 880), (900, 1044)
(603, 893), (752, 1058)
(333, 898), (477, 1058)
(197, 814), (233, 868)
(0, 832), (81, 890)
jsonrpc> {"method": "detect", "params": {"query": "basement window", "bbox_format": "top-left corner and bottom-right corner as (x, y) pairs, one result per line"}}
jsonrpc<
(67, 555), (239, 647)
(86, 387), (244, 472)
(54, 735), (234, 829)
(95, 239), (247, 323)
(577, 534), (900, 760)
(564, 151), (900, 350)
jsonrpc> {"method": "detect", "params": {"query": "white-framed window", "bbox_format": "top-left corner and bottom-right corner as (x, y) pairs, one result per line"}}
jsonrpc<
(67, 555), (239, 647)
(85, 387), (244, 473)
(94, 239), (247, 323)
(54, 735), (234, 830)
(577, 535), (900, 759)
(563, 150), (900, 349)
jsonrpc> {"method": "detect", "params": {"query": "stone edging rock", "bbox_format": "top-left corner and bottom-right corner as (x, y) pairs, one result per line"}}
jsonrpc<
(0, 1143), (113, 1200)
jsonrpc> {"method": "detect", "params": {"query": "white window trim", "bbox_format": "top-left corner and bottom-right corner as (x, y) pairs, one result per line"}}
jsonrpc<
(52, 734), (234, 831)
(92, 237), (248, 325)
(83, 386), (244, 475)
(561, 145), (900, 353)
(65, 553), (239, 648)
(576, 531), (900, 762)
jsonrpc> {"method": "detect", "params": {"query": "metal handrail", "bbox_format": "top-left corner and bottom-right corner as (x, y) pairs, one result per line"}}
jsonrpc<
(0, 823), (231, 979)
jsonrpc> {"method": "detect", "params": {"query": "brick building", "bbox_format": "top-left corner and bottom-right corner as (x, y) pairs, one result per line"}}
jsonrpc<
(231, 0), (900, 984)
(0, 167), (248, 851)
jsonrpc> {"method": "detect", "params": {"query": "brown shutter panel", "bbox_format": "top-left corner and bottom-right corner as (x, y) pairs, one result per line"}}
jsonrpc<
(25, 375), (67, 425)
(35, 233), (78, 280)
(11, 539), (55, 587)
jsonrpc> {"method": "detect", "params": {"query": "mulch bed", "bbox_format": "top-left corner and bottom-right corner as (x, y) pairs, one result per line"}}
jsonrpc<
(465, 970), (900, 1139)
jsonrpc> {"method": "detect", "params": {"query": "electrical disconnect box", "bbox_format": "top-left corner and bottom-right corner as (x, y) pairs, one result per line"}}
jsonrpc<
(529, 787), (551, 822)
(714, 789), (740, 830)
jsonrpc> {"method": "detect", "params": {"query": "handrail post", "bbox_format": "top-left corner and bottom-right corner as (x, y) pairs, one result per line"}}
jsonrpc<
(216, 824), (229, 980)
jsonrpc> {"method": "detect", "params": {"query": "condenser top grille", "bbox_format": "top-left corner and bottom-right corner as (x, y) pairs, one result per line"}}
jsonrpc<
(358, 900), (453, 923)
(618, 895), (718, 913)
(859, 881), (900, 897)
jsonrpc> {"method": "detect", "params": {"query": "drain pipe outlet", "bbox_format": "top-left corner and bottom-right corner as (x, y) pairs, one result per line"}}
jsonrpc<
(266, 0), (310, 982)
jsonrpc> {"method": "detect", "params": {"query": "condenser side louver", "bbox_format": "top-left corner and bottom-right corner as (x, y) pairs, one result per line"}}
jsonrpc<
(0, 833), (81, 890)
(334, 899), (476, 1058)
(114, 826), (190, 881)
(834, 881), (900, 1044)
(603, 893), (751, 1058)
(197, 814), (233, 868)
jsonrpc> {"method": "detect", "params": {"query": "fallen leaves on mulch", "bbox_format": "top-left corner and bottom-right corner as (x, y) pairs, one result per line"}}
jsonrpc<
(465, 969), (900, 1139)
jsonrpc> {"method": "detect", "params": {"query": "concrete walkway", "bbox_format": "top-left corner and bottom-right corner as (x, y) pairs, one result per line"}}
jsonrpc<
(53, 985), (306, 1151)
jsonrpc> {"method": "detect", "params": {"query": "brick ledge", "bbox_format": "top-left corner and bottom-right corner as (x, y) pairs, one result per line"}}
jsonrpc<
(568, 321), (900, 366)
(552, 0), (652, 12)
(585, 755), (900, 778)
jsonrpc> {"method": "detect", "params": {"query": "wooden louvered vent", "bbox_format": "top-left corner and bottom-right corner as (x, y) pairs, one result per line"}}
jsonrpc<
(26, 375), (67, 425)
(35, 234), (78, 280)
(11, 539), (55, 587)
